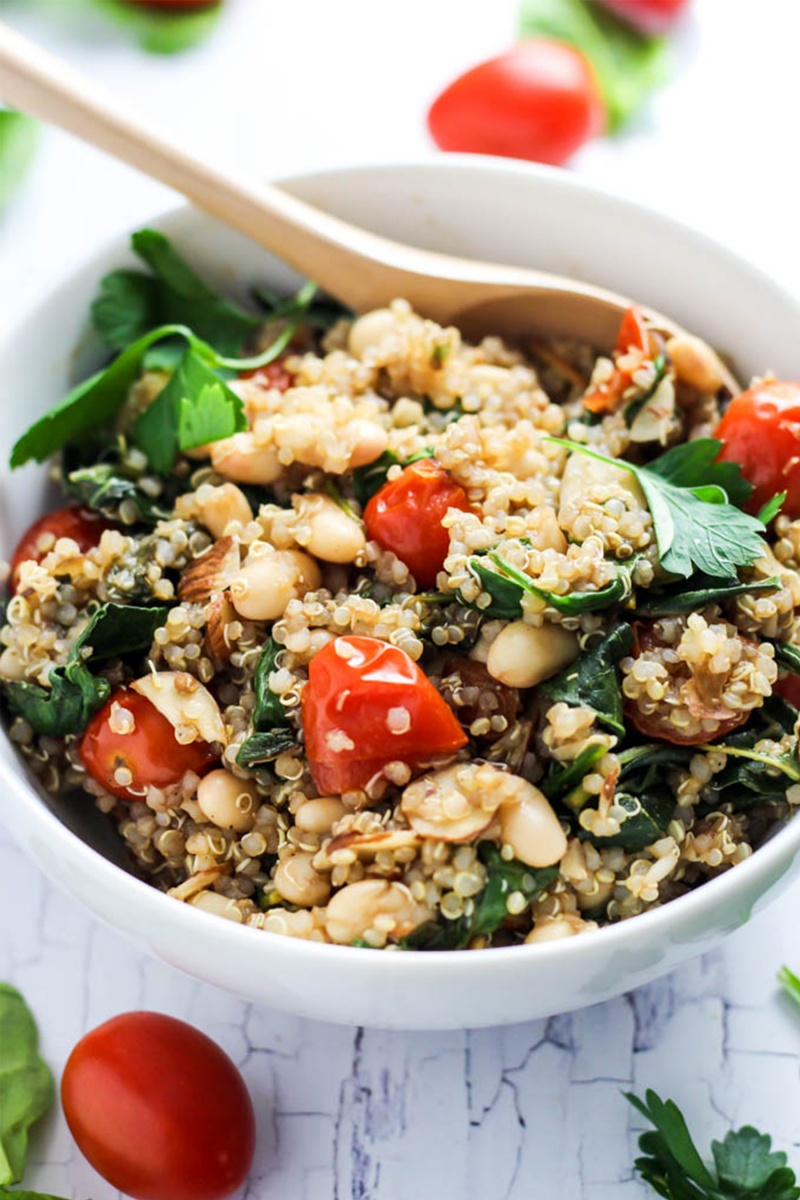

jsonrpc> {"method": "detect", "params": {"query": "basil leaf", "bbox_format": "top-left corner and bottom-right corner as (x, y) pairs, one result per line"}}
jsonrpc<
(471, 843), (558, 939)
(0, 985), (54, 1186)
(65, 462), (173, 527)
(540, 623), (634, 735)
(133, 348), (247, 474)
(635, 574), (780, 616)
(252, 639), (288, 731)
(236, 728), (300, 769)
(518, 0), (671, 132)
(86, 0), (222, 55)
(0, 111), (39, 211)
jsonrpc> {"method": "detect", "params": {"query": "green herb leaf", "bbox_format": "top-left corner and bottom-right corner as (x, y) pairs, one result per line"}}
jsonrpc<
(702, 698), (800, 808)
(518, 0), (671, 132)
(465, 547), (634, 619)
(581, 789), (674, 852)
(778, 965), (800, 1008)
(0, 984), (55, 1186)
(65, 461), (173, 527)
(90, 269), (162, 351)
(471, 843), (558, 939)
(626, 1090), (717, 1194)
(352, 448), (435, 507)
(399, 915), (472, 951)
(0, 111), (40, 211)
(541, 741), (607, 803)
(712, 1127), (791, 1193)
(545, 437), (765, 580)
(235, 728), (300, 769)
(252, 639), (288, 731)
(87, 0), (222, 55)
(635, 575), (780, 616)
(253, 286), (353, 331)
(773, 641), (800, 677)
(3, 603), (168, 736)
(757, 492), (786, 526)
(540, 623), (634, 735)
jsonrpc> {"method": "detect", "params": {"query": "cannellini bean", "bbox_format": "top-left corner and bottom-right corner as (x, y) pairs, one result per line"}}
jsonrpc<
(665, 333), (726, 395)
(196, 483), (254, 538)
(261, 908), (323, 940)
(487, 620), (578, 689)
(274, 852), (332, 907)
(229, 549), (322, 621)
(189, 890), (244, 923)
(401, 762), (521, 843)
(347, 419), (390, 468)
(295, 797), (348, 834)
(558, 450), (646, 522)
(348, 308), (396, 358)
(524, 915), (584, 944)
(196, 769), (259, 832)
(0, 647), (26, 681)
(132, 671), (227, 745)
(324, 880), (429, 945)
(499, 783), (567, 868)
(211, 432), (283, 484)
(297, 494), (366, 563)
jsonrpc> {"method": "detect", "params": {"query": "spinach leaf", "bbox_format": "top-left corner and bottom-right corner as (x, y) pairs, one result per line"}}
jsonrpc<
(580, 789), (675, 852)
(540, 623), (634, 735)
(65, 461), (173, 527)
(0, 985), (54, 1187)
(0, 111), (40, 211)
(3, 604), (168, 737)
(635, 574), (780, 616)
(399, 915), (471, 951)
(253, 285), (353, 331)
(623, 354), (667, 429)
(471, 843), (558, 938)
(541, 741), (607, 804)
(518, 0), (671, 132)
(465, 549), (634, 619)
(774, 641), (800, 676)
(545, 437), (764, 581)
(252, 639), (288, 731)
(702, 698), (800, 809)
(352, 448), (435, 507)
(236, 728), (300, 769)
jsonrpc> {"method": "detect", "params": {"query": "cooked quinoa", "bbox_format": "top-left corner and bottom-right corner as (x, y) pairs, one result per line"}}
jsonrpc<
(3, 234), (800, 951)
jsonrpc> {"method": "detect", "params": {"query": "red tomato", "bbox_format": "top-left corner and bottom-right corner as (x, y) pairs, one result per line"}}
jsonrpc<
(80, 688), (217, 801)
(583, 304), (654, 414)
(61, 1012), (255, 1200)
(774, 674), (800, 710)
(597, 0), (690, 35)
(239, 360), (293, 393)
(364, 459), (471, 588)
(427, 39), (605, 166)
(715, 381), (800, 517)
(301, 635), (468, 794)
(9, 506), (112, 590)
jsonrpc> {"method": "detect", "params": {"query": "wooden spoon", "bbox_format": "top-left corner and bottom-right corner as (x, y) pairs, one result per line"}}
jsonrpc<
(0, 20), (737, 383)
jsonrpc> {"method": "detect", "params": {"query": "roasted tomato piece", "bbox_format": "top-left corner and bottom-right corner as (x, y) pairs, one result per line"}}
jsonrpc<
(774, 673), (800, 710)
(301, 635), (468, 794)
(583, 304), (657, 415)
(239, 359), (293, 393)
(439, 657), (520, 743)
(9, 506), (113, 590)
(80, 688), (217, 801)
(363, 459), (471, 588)
(715, 381), (800, 517)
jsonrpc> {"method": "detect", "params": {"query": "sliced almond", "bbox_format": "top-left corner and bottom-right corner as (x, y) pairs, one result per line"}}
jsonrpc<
(132, 670), (229, 746)
(178, 535), (241, 605)
(324, 829), (420, 859)
(167, 862), (232, 902)
(205, 592), (237, 665)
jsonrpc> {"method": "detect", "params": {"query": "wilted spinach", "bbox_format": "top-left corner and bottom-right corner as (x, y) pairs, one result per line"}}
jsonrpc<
(236, 728), (301, 769)
(635, 573), (780, 616)
(540, 623), (634, 735)
(703, 698), (800, 809)
(0, 984), (54, 1187)
(236, 639), (300, 767)
(462, 546), (635, 621)
(352, 447), (434, 507)
(64, 460), (173, 528)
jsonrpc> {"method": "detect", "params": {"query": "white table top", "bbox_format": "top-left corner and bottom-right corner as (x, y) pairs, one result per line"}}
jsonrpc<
(2, 2), (800, 1197)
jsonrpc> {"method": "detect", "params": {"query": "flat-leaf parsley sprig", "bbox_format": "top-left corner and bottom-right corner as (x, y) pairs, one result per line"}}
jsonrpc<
(544, 437), (768, 579)
(626, 1090), (800, 1200)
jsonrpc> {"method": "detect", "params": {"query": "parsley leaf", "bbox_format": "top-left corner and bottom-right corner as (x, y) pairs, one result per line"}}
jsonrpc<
(626, 1089), (800, 1200)
(545, 437), (766, 580)
(93, 229), (261, 355)
(778, 965), (800, 1008)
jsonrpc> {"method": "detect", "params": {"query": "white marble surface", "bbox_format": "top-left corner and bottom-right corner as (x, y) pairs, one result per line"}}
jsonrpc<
(2, 1), (800, 1196)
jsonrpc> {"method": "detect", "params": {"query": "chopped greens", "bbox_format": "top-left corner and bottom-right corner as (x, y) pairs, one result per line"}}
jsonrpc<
(701, 698), (800, 809)
(2, 603), (168, 737)
(626, 1089), (800, 1200)
(545, 437), (765, 580)
(252, 639), (289, 731)
(0, 985), (55, 1187)
(635, 574), (780, 616)
(236, 728), (301, 769)
(352, 447), (434, 507)
(64, 460), (173, 528)
(581, 789), (674, 852)
(464, 546), (635, 619)
(539, 623), (634, 735)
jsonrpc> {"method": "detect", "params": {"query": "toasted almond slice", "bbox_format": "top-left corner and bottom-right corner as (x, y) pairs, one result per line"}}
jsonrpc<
(167, 862), (232, 902)
(205, 592), (237, 664)
(325, 829), (420, 858)
(178, 535), (240, 605)
(132, 670), (228, 746)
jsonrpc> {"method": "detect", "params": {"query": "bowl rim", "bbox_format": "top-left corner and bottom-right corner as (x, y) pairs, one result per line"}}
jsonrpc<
(2, 153), (800, 974)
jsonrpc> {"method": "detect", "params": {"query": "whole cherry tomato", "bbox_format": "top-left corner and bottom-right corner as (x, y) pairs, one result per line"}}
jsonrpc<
(301, 635), (468, 794)
(239, 360), (293, 393)
(9, 505), (112, 590)
(80, 688), (217, 801)
(61, 1011), (255, 1200)
(363, 459), (471, 588)
(715, 381), (800, 517)
(427, 39), (605, 166)
(597, 0), (690, 35)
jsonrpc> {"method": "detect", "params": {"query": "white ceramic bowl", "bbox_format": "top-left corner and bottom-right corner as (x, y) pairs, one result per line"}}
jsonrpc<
(3, 158), (800, 1030)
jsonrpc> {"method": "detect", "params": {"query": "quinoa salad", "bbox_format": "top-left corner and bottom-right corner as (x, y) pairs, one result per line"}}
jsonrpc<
(3, 229), (800, 952)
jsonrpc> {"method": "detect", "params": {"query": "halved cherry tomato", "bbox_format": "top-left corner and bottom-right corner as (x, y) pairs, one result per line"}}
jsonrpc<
(715, 381), (800, 517)
(363, 459), (471, 588)
(774, 673), (800, 710)
(301, 635), (468, 794)
(625, 622), (749, 745)
(9, 506), (113, 590)
(427, 39), (605, 167)
(583, 304), (656, 414)
(239, 359), (293, 393)
(62, 1011), (255, 1200)
(80, 688), (217, 801)
(598, 0), (690, 35)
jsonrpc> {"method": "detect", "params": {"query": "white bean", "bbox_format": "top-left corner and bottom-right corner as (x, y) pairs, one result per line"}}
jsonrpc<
(274, 852), (331, 907)
(665, 333), (726, 394)
(524, 915), (583, 944)
(196, 769), (258, 832)
(348, 419), (390, 468)
(348, 308), (396, 358)
(500, 785), (567, 868)
(487, 621), (578, 689)
(558, 450), (646, 520)
(299, 494), (366, 563)
(0, 647), (26, 681)
(211, 432), (282, 484)
(189, 890), (244, 923)
(295, 797), (348, 834)
(196, 483), (254, 538)
(230, 550), (322, 621)
(324, 880), (429, 945)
